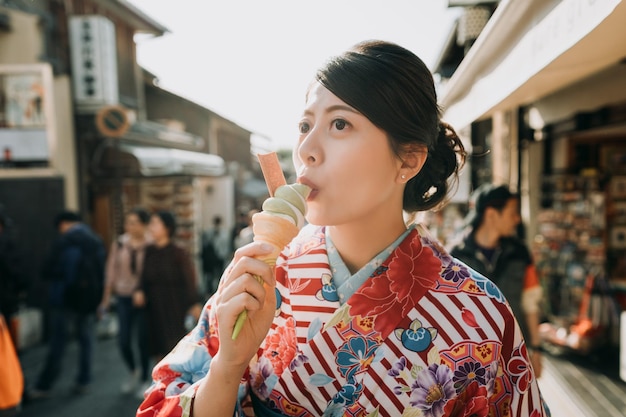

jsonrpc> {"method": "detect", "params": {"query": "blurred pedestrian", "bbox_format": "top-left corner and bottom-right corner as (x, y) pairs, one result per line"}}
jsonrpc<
(0, 210), (28, 413)
(450, 184), (544, 377)
(0, 210), (28, 350)
(233, 209), (258, 251)
(98, 208), (151, 395)
(200, 215), (230, 295)
(230, 211), (249, 252)
(133, 211), (201, 397)
(30, 211), (106, 398)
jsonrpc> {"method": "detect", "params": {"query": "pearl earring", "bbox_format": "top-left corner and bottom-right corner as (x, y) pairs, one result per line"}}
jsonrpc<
(401, 175), (406, 179)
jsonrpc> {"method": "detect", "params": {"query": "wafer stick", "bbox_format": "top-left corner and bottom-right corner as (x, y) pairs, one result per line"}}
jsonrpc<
(258, 152), (287, 196)
(232, 153), (310, 340)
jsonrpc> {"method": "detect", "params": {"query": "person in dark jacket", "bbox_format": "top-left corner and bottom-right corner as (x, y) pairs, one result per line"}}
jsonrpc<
(30, 211), (106, 398)
(0, 210), (28, 414)
(449, 184), (544, 378)
(0, 210), (28, 349)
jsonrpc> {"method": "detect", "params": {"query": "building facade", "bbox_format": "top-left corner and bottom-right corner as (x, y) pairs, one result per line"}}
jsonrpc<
(0, 0), (260, 345)
(435, 0), (626, 371)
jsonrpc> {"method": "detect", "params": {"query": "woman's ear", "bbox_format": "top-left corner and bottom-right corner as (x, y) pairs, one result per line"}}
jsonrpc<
(397, 145), (428, 183)
(484, 206), (500, 223)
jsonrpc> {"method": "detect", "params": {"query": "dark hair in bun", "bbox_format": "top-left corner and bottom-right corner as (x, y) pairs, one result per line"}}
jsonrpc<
(315, 39), (466, 211)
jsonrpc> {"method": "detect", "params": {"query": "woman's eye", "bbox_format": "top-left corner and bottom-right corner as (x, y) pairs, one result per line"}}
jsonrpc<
(299, 122), (310, 134)
(333, 119), (347, 130)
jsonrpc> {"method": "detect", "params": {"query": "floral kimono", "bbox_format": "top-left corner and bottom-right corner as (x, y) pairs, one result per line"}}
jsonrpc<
(137, 224), (549, 417)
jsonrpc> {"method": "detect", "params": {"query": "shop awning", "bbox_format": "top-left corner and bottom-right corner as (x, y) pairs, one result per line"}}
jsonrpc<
(96, 143), (225, 177)
(439, 0), (626, 129)
(240, 177), (269, 198)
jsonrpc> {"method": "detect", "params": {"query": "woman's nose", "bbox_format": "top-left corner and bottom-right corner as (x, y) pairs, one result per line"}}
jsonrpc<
(296, 129), (321, 167)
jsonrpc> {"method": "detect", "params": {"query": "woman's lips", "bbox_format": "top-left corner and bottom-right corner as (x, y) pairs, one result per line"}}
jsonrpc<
(297, 177), (318, 200)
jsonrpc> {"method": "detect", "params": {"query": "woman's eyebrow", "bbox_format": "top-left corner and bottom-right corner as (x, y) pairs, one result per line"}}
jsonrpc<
(302, 104), (360, 117)
(325, 104), (359, 114)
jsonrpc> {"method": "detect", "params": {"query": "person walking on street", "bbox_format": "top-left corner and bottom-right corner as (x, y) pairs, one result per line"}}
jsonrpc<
(230, 211), (249, 254)
(137, 40), (548, 417)
(0, 210), (28, 414)
(450, 184), (545, 378)
(133, 211), (201, 398)
(0, 210), (29, 351)
(98, 208), (151, 395)
(201, 215), (230, 295)
(30, 211), (106, 398)
(233, 209), (258, 251)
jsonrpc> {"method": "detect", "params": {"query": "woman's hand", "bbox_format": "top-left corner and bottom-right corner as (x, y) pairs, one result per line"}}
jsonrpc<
(98, 286), (112, 317)
(530, 350), (543, 379)
(132, 290), (146, 307)
(212, 241), (276, 372)
(192, 242), (277, 417)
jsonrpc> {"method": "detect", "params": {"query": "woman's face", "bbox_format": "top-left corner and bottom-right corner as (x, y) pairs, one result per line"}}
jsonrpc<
(494, 198), (521, 237)
(293, 82), (405, 227)
(149, 215), (169, 241)
(124, 213), (146, 238)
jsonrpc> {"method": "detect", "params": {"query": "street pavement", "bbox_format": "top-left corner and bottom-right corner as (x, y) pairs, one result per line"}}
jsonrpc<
(14, 328), (626, 417)
(18, 334), (144, 417)
(538, 347), (626, 417)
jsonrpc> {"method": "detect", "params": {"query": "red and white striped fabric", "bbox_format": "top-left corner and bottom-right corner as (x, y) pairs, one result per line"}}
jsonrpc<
(138, 224), (549, 417)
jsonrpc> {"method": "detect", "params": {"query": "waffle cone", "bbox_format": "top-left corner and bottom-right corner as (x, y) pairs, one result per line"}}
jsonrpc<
(252, 211), (299, 266)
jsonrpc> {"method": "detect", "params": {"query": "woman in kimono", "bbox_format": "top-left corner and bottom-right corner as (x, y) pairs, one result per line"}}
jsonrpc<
(137, 40), (549, 417)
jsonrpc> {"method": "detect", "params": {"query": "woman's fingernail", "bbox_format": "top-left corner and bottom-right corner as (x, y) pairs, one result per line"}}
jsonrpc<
(261, 243), (273, 251)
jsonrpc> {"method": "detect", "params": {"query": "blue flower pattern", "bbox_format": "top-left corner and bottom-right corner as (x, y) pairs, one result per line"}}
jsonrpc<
(470, 270), (507, 303)
(307, 336), (379, 413)
(316, 273), (339, 302)
(394, 319), (437, 352)
(335, 336), (380, 381)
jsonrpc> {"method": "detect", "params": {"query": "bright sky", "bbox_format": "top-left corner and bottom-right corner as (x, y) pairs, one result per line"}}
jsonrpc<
(127, 0), (460, 151)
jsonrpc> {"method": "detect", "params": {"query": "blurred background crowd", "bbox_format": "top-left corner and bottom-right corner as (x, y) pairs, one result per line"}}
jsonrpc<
(2, 0), (626, 416)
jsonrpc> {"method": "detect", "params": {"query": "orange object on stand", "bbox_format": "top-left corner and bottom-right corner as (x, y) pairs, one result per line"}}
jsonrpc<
(0, 315), (23, 410)
(540, 273), (618, 355)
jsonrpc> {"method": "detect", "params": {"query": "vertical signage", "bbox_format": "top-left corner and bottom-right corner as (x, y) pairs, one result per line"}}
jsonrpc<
(69, 15), (119, 113)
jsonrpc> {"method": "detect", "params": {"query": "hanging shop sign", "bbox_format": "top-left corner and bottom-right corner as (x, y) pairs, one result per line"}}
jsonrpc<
(95, 105), (130, 138)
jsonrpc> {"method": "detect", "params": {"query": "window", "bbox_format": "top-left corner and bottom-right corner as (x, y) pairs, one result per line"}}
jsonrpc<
(0, 66), (51, 167)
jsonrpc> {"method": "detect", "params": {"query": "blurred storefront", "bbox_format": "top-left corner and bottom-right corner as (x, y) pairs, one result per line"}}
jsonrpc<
(0, 0), (256, 346)
(0, 0), (257, 254)
(434, 0), (626, 367)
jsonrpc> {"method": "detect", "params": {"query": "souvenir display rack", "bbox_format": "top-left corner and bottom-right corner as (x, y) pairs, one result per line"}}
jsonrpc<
(533, 173), (620, 353)
(607, 175), (626, 310)
(535, 174), (607, 315)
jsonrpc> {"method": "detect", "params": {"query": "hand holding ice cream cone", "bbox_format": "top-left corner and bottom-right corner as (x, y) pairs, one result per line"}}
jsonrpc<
(228, 152), (310, 340)
(231, 182), (310, 340)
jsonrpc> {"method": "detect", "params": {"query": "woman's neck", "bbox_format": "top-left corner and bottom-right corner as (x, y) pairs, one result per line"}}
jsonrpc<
(128, 233), (146, 246)
(153, 236), (170, 248)
(473, 225), (499, 249)
(328, 214), (407, 275)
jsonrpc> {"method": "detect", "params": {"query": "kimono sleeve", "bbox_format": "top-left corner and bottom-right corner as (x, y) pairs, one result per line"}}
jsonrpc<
(498, 304), (551, 416)
(136, 297), (247, 417)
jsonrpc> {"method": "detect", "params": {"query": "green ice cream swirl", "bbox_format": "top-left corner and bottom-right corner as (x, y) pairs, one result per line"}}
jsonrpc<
(261, 183), (311, 229)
